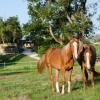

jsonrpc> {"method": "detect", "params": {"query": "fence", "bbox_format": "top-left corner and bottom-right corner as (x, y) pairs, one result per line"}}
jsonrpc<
(0, 61), (37, 68)
(0, 61), (38, 75)
(0, 58), (99, 69)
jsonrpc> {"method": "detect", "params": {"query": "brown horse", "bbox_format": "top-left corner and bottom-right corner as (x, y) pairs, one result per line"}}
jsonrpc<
(77, 44), (100, 90)
(37, 35), (81, 94)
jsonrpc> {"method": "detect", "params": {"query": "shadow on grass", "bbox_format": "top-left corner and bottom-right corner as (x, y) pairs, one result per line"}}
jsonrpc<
(72, 81), (82, 91)
(0, 54), (27, 67)
(94, 76), (100, 83)
(72, 76), (100, 91)
(0, 70), (32, 77)
(86, 76), (100, 86)
(10, 54), (26, 62)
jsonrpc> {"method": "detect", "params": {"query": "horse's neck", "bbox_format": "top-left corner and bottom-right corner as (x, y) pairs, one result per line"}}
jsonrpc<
(63, 43), (72, 56)
(78, 41), (83, 52)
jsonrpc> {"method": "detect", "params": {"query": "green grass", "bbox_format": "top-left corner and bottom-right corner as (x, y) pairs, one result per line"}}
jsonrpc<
(95, 44), (100, 56)
(0, 54), (100, 100)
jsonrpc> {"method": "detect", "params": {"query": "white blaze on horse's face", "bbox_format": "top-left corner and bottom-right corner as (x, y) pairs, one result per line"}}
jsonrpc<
(86, 52), (91, 69)
(73, 41), (78, 59)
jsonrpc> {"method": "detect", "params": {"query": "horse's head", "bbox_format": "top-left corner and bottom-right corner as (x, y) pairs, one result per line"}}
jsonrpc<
(83, 45), (92, 69)
(68, 33), (82, 59)
(70, 38), (80, 59)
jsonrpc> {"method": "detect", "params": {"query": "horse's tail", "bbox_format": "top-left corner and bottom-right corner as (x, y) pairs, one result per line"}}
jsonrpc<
(93, 70), (100, 77)
(37, 54), (46, 74)
(85, 69), (88, 80)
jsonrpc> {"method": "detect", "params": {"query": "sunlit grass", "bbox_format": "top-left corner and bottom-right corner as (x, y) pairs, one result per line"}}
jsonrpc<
(0, 54), (99, 100)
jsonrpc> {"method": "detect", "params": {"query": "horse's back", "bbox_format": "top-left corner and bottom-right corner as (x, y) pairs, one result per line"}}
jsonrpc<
(45, 48), (62, 69)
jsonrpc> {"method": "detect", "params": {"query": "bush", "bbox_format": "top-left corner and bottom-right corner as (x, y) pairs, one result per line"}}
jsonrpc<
(0, 54), (15, 63)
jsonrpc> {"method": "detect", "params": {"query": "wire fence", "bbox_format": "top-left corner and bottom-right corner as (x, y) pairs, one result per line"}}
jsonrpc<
(0, 59), (100, 69)
(0, 61), (37, 68)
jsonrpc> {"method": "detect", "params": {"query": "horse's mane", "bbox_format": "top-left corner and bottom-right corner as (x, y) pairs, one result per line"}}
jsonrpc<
(63, 42), (70, 51)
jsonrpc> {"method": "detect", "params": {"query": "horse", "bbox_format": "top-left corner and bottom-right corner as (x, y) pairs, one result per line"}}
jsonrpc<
(77, 44), (100, 90)
(37, 34), (81, 94)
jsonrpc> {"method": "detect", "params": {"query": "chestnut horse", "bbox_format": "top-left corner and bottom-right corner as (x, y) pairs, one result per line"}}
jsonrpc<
(37, 35), (81, 94)
(77, 44), (100, 90)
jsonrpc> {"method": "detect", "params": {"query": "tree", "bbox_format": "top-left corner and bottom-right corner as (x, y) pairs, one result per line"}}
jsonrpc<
(0, 17), (5, 43)
(25, 0), (94, 45)
(5, 16), (22, 44)
(0, 16), (22, 44)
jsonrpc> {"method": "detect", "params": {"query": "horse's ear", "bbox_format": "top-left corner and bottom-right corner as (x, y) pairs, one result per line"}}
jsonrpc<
(83, 44), (88, 48)
(79, 43), (86, 52)
(76, 32), (83, 40)
(83, 46), (86, 51)
(89, 45), (93, 51)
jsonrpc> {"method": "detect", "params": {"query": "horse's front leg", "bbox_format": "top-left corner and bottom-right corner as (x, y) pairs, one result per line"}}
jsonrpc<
(82, 67), (86, 90)
(54, 69), (60, 93)
(90, 70), (94, 88)
(61, 68), (65, 94)
(68, 69), (73, 93)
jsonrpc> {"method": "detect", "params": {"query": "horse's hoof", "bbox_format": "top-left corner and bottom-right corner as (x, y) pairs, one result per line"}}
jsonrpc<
(68, 91), (71, 93)
(61, 93), (64, 95)
(61, 91), (64, 95)
(56, 91), (60, 94)
(92, 86), (94, 89)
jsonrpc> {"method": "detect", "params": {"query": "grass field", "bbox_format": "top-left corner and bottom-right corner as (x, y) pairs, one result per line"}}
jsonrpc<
(0, 54), (100, 100)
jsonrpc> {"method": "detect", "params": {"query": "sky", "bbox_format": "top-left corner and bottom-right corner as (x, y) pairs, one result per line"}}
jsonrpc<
(0, 0), (29, 25)
(87, 0), (100, 34)
(0, 0), (100, 34)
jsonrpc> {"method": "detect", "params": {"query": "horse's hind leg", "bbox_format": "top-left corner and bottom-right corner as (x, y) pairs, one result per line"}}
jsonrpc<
(54, 69), (60, 93)
(48, 65), (55, 92)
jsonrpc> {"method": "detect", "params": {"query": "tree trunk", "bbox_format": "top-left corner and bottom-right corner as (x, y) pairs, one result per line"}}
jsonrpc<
(66, 12), (73, 24)
(49, 25), (63, 45)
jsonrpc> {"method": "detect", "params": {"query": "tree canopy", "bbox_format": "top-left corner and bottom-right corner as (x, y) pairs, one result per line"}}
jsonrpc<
(0, 16), (22, 44)
(23, 0), (95, 45)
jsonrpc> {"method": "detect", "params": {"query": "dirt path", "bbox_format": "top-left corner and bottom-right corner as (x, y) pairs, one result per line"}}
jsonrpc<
(22, 48), (40, 60)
